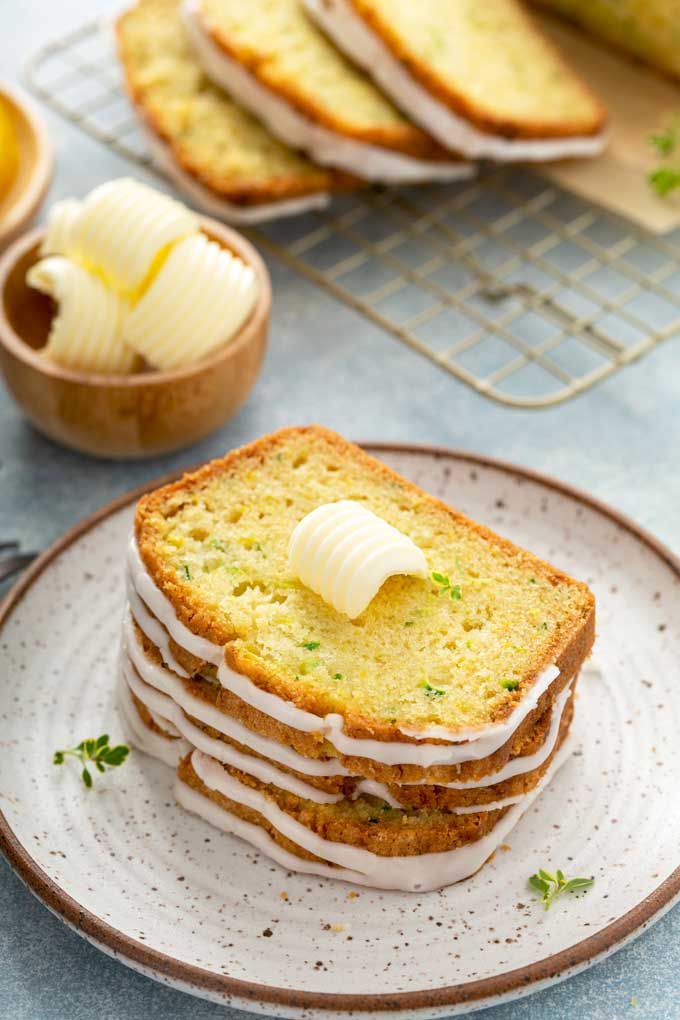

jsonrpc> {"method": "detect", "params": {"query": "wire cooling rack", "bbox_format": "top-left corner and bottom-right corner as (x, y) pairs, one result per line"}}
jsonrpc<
(25, 15), (680, 407)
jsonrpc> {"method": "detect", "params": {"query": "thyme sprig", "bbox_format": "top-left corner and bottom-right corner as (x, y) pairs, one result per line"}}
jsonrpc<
(431, 571), (462, 600)
(53, 734), (130, 788)
(648, 120), (680, 196)
(528, 867), (594, 910)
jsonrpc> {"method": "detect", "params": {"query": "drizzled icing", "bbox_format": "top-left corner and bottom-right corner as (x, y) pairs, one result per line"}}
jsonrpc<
(304, 0), (607, 162)
(118, 672), (191, 768)
(121, 653), (344, 804)
(123, 638), (571, 815)
(127, 538), (563, 768)
(181, 0), (473, 185)
(422, 680), (573, 790)
(185, 738), (574, 892)
(126, 581), (189, 677)
(128, 540), (223, 666)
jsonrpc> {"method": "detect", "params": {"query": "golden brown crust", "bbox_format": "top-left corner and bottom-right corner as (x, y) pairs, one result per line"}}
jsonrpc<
(115, 3), (355, 205)
(131, 618), (581, 785)
(348, 0), (607, 140)
(201, 13), (458, 160)
(135, 425), (595, 748)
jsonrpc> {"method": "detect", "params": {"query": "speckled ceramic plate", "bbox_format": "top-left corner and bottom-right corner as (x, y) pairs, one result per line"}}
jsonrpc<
(1, 445), (679, 1018)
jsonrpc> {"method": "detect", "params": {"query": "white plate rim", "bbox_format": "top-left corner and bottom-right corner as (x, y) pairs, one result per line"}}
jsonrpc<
(1, 442), (679, 1016)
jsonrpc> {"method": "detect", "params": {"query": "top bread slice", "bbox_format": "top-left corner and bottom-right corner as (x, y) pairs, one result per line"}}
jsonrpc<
(135, 426), (595, 744)
(190, 0), (453, 160)
(334, 0), (606, 140)
(116, 0), (348, 205)
(532, 0), (680, 80)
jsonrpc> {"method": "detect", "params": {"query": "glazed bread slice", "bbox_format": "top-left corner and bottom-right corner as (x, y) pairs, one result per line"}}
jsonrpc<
(533, 0), (680, 80)
(187, 0), (452, 160)
(115, 0), (349, 208)
(135, 426), (595, 747)
(306, 0), (606, 156)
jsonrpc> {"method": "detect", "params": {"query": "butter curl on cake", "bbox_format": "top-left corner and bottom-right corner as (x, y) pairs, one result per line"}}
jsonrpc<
(288, 499), (428, 619)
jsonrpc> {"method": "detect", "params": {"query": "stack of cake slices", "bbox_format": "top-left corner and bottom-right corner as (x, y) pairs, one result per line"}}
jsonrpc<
(120, 426), (595, 892)
(116, 0), (607, 223)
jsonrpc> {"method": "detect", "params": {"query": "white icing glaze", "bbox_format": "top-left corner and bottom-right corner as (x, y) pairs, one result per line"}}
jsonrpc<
(126, 581), (189, 677)
(118, 672), (191, 768)
(187, 737), (574, 891)
(139, 123), (331, 224)
(122, 652), (344, 804)
(123, 609), (350, 777)
(305, 0), (607, 162)
(128, 538), (564, 767)
(182, 0), (473, 185)
(288, 500), (428, 619)
(175, 779), (371, 884)
(127, 539), (223, 666)
(352, 779), (402, 808)
(424, 679), (572, 790)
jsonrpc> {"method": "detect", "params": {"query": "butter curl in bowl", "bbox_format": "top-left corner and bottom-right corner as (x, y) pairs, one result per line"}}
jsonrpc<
(0, 177), (270, 458)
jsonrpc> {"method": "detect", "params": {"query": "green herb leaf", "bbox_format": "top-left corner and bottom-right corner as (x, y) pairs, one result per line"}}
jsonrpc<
(404, 620), (415, 627)
(563, 877), (595, 893)
(420, 678), (447, 698)
(541, 622), (549, 630)
(650, 124), (677, 157)
(528, 577), (536, 584)
(103, 745), (130, 767)
(52, 733), (130, 787)
(431, 570), (463, 601)
(648, 166), (680, 197)
(183, 563), (192, 581)
(333, 673), (343, 680)
(302, 640), (320, 651)
(501, 678), (520, 691)
(528, 867), (594, 910)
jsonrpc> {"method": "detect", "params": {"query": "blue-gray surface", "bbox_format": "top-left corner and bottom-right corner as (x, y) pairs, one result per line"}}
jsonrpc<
(1, 2), (679, 1018)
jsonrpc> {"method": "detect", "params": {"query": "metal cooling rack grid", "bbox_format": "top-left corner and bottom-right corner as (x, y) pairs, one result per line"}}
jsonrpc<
(25, 15), (680, 407)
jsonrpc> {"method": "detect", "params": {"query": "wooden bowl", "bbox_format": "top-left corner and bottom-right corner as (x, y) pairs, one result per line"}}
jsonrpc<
(0, 216), (270, 459)
(0, 83), (53, 251)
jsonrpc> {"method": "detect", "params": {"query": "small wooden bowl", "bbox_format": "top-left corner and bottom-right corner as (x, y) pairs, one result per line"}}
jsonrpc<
(0, 216), (270, 459)
(0, 83), (53, 251)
